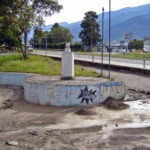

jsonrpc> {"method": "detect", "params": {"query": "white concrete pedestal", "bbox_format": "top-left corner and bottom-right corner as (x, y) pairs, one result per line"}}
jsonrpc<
(62, 52), (74, 78)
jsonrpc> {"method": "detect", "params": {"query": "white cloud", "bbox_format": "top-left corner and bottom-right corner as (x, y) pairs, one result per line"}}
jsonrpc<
(45, 0), (150, 25)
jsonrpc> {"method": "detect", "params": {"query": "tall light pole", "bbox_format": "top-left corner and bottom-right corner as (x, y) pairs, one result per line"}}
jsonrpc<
(101, 7), (104, 76)
(108, 0), (111, 80)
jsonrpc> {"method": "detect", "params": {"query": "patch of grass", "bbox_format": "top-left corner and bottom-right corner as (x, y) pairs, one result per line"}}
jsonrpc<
(75, 66), (99, 77)
(0, 54), (100, 77)
(0, 54), (23, 62)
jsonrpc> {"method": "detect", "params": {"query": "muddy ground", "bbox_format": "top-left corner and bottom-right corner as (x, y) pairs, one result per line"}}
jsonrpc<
(0, 85), (150, 150)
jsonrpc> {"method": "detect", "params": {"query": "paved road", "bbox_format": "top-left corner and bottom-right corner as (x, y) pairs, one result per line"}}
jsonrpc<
(34, 50), (150, 70)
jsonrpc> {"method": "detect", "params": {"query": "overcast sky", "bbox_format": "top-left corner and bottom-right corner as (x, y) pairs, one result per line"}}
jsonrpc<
(45, 0), (150, 25)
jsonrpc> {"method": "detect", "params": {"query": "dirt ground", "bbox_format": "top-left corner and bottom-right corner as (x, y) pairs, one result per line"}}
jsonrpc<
(0, 70), (150, 150)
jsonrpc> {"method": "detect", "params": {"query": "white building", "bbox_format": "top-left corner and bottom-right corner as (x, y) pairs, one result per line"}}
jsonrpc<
(143, 40), (150, 52)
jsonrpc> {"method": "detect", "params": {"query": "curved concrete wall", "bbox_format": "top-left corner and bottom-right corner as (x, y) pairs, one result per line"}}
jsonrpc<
(0, 72), (34, 86)
(0, 72), (126, 106)
(24, 76), (126, 106)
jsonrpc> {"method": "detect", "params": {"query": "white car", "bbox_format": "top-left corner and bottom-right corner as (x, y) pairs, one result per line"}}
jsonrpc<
(27, 45), (33, 51)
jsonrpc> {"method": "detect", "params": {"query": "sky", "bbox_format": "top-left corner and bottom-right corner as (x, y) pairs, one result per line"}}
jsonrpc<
(45, 0), (150, 25)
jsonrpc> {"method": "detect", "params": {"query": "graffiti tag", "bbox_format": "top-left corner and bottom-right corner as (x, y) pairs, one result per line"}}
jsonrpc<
(77, 86), (97, 104)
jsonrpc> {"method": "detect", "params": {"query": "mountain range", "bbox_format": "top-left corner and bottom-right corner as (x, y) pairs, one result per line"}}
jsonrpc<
(28, 3), (150, 42)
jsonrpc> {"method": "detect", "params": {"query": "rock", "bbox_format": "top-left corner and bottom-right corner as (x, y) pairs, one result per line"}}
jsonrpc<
(6, 141), (19, 146)
(1, 99), (13, 109)
(103, 96), (130, 110)
(28, 131), (38, 136)
(123, 94), (130, 101)
(104, 124), (107, 127)
(123, 94), (133, 101)
(142, 95), (146, 99)
(75, 109), (95, 116)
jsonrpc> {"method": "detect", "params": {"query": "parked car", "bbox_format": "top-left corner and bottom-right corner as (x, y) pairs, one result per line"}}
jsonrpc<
(27, 45), (33, 51)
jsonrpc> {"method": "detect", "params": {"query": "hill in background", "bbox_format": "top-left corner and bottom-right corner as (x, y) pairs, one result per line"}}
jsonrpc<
(28, 3), (150, 42)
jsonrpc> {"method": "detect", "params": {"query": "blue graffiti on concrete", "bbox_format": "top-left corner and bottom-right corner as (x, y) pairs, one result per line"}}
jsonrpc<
(102, 82), (123, 87)
(100, 81), (125, 99)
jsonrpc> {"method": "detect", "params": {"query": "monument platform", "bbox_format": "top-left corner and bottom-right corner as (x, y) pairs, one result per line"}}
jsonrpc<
(0, 72), (126, 106)
(24, 75), (126, 106)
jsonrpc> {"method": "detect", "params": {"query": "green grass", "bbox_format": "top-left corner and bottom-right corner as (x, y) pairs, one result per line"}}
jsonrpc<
(0, 54), (99, 77)
(75, 52), (150, 60)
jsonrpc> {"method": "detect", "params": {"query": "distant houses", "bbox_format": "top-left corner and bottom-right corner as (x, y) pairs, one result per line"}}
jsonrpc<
(93, 42), (127, 53)
(143, 40), (150, 52)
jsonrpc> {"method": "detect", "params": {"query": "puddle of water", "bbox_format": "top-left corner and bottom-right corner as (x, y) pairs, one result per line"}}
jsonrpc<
(45, 99), (150, 130)
(1, 99), (150, 136)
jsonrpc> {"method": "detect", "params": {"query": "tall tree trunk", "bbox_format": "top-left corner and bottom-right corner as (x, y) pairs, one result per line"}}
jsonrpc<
(17, 33), (26, 58)
(24, 31), (28, 59)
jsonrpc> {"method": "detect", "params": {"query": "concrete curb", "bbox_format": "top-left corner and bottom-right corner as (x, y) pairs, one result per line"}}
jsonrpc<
(44, 55), (150, 75)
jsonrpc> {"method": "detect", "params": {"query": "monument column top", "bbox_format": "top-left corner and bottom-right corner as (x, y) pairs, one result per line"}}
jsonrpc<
(65, 43), (71, 52)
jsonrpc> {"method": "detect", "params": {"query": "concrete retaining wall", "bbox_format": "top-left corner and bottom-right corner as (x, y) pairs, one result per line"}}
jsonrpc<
(0, 72), (34, 86)
(0, 72), (126, 106)
(24, 76), (126, 106)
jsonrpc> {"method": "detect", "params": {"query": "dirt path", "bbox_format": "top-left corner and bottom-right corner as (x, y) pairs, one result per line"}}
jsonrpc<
(0, 82), (150, 150)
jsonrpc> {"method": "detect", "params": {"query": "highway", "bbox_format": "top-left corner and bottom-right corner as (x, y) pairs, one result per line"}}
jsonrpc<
(33, 50), (150, 70)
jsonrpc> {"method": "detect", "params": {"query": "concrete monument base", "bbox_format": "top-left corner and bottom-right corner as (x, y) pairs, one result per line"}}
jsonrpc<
(24, 75), (126, 106)
(0, 73), (126, 106)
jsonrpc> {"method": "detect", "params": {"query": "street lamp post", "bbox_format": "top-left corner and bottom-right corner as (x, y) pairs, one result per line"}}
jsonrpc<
(101, 7), (104, 76)
(108, 0), (111, 80)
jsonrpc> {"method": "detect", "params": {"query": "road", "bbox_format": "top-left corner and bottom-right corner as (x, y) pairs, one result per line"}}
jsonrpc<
(33, 50), (150, 70)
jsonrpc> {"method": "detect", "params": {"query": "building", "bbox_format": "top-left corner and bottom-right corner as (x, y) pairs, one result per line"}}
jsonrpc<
(93, 42), (126, 53)
(143, 40), (150, 52)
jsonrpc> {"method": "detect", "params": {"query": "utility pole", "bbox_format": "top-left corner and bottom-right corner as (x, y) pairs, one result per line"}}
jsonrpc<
(124, 32), (133, 52)
(101, 7), (104, 76)
(108, 0), (111, 80)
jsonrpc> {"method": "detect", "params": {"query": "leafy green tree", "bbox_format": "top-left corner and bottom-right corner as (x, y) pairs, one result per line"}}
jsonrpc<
(129, 39), (144, 50)
(33, 27), (46, 48)
(0, 1), (22, 50)
(51, 23), (60, 29)
(79, 11), (101, 51)
(50, 23), (73, 44)
(0, 29), (19, 50)
(0, 0), (62, 59)
(0, 17), (20, 50)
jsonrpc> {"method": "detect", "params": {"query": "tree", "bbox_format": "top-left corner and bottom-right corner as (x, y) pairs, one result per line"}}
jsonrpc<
(0, 1), (23, 50)
(0, 28), (19, 50)
(0, 16), (20, 50)
(0, 0), (62, 59)
(33, 27), (46, 48)
(50, 23), (73, 44)
(51, 23), (60, 29)
(129, 39), (144, 50)
(79, 11), (101, 51)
